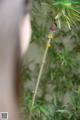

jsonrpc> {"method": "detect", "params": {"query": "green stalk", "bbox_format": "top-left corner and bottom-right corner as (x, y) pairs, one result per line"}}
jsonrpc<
(29, 34), (53, 120)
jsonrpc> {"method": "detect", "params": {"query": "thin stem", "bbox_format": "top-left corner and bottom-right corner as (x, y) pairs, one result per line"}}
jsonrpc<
(29, 35), (52, 120)
(71, 7), (80, 15)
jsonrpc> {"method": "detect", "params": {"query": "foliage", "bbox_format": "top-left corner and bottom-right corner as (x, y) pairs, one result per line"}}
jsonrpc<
(21, 0), (80, 120)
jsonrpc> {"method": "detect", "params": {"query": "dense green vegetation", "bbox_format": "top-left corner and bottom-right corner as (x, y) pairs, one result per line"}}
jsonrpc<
(21, 0), (80, 120)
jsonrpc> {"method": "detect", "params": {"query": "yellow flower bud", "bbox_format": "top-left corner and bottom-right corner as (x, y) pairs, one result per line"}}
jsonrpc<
(48, 34), (53, 39)
(48, 44), (51, 48)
